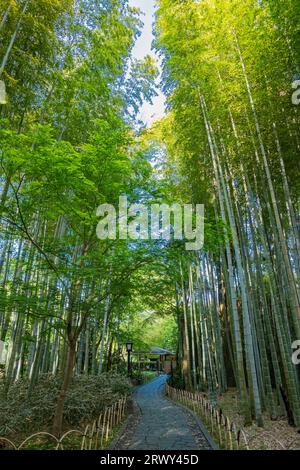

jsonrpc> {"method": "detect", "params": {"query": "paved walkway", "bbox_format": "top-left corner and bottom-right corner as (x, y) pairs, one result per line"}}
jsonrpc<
(117, 375), (212, 450)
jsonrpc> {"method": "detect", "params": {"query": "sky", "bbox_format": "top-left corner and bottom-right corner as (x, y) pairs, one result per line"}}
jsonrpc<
(128, 0), (166, 127)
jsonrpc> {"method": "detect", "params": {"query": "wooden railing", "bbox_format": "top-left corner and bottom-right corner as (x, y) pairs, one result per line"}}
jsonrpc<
(0, 396), (127, 450)
(166, 384), (250, 450)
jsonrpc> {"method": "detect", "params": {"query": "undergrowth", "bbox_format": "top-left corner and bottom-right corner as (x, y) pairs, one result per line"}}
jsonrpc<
(0, 373), (130, 438)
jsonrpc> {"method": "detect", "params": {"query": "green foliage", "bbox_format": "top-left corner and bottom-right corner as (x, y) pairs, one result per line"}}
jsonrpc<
(0, 373), (130, 436)
(1, 0), (299, 437)
(154, 0), (300, 427)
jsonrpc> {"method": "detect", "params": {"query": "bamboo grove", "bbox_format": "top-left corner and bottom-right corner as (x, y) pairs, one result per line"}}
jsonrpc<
(154, 0), (300, 428)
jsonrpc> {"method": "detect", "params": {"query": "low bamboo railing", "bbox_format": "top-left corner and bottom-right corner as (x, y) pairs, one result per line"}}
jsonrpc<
(166, 384), (250, 450)
(0, 396), (127, 450)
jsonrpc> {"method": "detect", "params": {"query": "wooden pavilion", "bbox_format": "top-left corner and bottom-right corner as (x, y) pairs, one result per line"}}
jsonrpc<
(133, 347), (176, 374)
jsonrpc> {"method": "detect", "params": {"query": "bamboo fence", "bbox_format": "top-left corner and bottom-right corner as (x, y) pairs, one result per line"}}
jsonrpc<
(166, 383), (250, 450)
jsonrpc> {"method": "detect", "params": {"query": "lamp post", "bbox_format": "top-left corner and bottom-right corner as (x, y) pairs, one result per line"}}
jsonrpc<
(126, 341), (133, 376)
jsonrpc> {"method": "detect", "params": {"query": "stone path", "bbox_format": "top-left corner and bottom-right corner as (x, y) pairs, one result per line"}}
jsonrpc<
(114, 375), (212, 451)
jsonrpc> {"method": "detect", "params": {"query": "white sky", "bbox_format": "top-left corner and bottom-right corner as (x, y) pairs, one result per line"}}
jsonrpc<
(128, 0), (166, 127)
